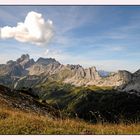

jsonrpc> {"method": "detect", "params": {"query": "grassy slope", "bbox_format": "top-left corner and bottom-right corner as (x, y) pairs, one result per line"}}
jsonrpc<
(0, 102), (140, 135)
(34, 81), (140, 123)
(0, 86), (140, 135)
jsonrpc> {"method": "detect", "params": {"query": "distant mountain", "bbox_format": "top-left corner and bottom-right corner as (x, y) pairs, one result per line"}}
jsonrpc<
(0, 54), (139, 92)
(98, 70), (111, 77)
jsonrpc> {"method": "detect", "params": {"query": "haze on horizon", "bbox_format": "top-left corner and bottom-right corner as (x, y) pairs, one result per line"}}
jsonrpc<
(0, 6), (140, 72)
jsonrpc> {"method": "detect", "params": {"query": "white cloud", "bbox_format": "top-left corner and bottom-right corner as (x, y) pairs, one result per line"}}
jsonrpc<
(109, 46), (126, 52)
(44, 49), (50, 55)
(0, 11), (54, 45)
(44, 49), (63, 58)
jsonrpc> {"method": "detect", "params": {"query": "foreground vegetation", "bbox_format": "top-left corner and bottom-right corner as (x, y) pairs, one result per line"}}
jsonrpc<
(0, 105), (140, 134)
(28, 81), (140, 123)
(0, 81), (139, 134)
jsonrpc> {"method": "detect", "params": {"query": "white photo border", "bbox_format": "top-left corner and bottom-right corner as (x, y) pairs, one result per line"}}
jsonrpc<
(0, 0), (139, 140)
(0, 0), (139, 5)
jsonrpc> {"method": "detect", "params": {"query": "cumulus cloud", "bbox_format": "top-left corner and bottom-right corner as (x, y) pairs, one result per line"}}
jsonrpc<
(0, 11), (54, 45)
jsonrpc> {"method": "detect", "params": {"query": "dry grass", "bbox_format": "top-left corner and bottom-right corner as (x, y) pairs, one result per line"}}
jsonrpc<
(0, 105), (140, 135)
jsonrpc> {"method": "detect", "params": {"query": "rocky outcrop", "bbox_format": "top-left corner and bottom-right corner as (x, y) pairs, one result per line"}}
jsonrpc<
(0, 85), (59, 116)
(120, 70), (140, 93)
(36, 57), (60, 66)
(63, 68), (133, 87)
(28, 58), (60, 76)
(16, 54), (35, 69)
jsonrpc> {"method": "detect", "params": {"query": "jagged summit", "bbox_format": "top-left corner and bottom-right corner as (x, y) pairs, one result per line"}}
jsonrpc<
(134, 69), (140, 76)
(7, 60), (16, 66)
(16, 54), (35, 69)
(36, 57), (60, 65)
(17, 54), (30, 62)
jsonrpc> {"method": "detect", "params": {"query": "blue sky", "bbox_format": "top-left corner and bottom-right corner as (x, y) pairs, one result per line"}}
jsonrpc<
(0, 6), (140, 72)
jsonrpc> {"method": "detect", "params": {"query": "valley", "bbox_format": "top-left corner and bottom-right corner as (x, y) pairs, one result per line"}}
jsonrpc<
(0, 54), (139, 134)
(0, 84), (140, 134)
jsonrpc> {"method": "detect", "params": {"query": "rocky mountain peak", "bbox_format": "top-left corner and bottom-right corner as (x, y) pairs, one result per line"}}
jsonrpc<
(6, 60), (16, 66)
(16, 54), (35, 69)
(134, 69), (140, 76)
(17, 54), (30, 63)
(36, 57), (60, 66)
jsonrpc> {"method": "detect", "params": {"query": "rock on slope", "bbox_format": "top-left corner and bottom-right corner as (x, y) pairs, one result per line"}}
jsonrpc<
(0, 85), (58, 116)
(121, 69), (140, 92)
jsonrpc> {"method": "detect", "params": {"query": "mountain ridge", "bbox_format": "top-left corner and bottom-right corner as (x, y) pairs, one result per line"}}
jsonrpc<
(0, 54), (139, 92)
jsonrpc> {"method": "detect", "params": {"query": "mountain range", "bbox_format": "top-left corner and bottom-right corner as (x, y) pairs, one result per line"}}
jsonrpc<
(0, 54), (139, 93)
(0, 54), (140, 130)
